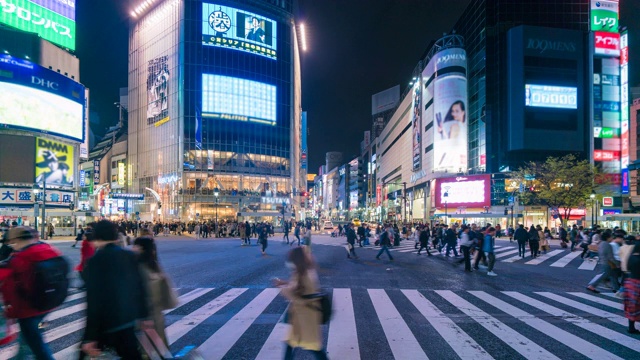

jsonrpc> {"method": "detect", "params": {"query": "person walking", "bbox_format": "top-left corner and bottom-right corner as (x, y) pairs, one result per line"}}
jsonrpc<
(587, 230), (616, 294)
(528, 225), (540, 258)
(283, 222), (290, 244)
(417, 225), (432, 256)
(80, 220), (150, 359)
(259, 226), (269, 255)
(292, 223), (301, 246)
(376, 226), (394, 261)
(457, 225), (473, 271)
(72, 225), (85, 248)
(133, 232), (178, 347)
(484, 227), (498, 276)
(194, 223), (201, 240)
(444, 224), (459, 257)
(345, 224), (358, 259)
(75, 223), (96, 290)
(623, 237), (640, 334)
(570, 225), (579, 251)
(273, 247), (328, 359)
(0, 227), (66, 360)
(514, 224), (529, 258)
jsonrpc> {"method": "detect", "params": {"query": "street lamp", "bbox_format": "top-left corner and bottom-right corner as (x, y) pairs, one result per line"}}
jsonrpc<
(32, 177), (46, 240)
(214, 188), (219, 237)
(443, 186), (450, 225)
(590, 193), (597, 227)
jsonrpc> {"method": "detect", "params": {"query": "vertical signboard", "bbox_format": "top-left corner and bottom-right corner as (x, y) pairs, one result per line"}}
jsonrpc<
(620, 30), (629, 194)
(93, 159), (100, 184)
(590, 0), (619, 33)
(147, 56), (170, 126)
(411, 81), (422, 171)
(301, 111), (307, 169)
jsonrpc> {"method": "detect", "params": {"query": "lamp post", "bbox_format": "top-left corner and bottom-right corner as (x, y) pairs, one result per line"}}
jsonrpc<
(443, 186), (450, 225)
(402, 181), (407, 225)
(214, 188), (219, 237)
(32, 177), (46, 240)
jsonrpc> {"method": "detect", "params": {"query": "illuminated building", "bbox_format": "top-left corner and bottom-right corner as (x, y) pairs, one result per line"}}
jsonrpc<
(127, 0), (302, 222)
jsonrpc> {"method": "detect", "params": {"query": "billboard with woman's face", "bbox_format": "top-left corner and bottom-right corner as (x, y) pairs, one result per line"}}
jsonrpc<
(431, 48), (468, 173)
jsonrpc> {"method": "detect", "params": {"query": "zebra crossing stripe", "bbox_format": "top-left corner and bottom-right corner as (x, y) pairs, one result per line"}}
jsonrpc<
(255, 314), (289, 359)
(493, 246), (514, 253)
(549, 251), (582, 267)
(567, 292), (624, 310)
(402, 290), (493, 360)
(197, 288), (281, 358)
(0, 318), (85, 359)
(368, 289), (428, 360)
(64, 292), (86, 302)
(46, 302), (86, 322)
(470, 291), (624, 360)
(535, 292), (628, 327)
(165, 287), (215, 314)
(524, 250), (564, 265)
(494, 249), (520, 259)
(167, 288), (248, 345)
(578, 259), (598, 271)
(54, 343), (80, 359)
(501, 254), (524, 263)
(326, 289), (360, 359)
(503, 292), (640, 353)
(436, 290), (559, 360)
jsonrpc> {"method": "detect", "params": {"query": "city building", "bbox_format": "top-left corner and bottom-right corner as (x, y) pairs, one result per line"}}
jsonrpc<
(127, 0), (302, 223)
(0, 2), (86, 236)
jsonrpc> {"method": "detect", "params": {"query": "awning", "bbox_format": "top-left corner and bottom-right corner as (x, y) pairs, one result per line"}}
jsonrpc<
(433, 213), (508, 219)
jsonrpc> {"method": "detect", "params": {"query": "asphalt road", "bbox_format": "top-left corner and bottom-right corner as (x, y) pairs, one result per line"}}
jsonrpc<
(2, 233), (638, 360)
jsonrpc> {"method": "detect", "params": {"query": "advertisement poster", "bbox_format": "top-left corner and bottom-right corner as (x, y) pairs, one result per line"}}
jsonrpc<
(412, 82), (422, 171)
(590, 0), (618, 33)
(202, 3), (277, 59)
(35, 137), (74, 186)
(146, 56), (169, 126)
(434, 174), (491, 209)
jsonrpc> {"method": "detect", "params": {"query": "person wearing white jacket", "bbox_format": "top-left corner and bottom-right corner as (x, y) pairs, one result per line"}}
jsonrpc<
(457, 225), (474, 272)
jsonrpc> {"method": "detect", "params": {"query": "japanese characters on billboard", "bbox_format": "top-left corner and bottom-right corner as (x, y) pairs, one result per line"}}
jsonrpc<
(411, 81), (422, 171)
(594, 31), (620, 57)
(590, 0), (619, 33)
(0, 55), (85, 142)
(147, 56), (169, 126)
(0, 0), (76, 50)
(202, 3), (277, 60)
(35, 137), (74, 187)
(431, 48), (468, 173)
(620, 31), (629, 194)
(434, 174), (491, 209)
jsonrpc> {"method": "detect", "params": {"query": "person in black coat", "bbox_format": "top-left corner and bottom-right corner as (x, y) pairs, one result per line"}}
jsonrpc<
(80, 220), (149, 360)
(346, 224), (358, 259)
(417, 226), (432, 256)
(528, 225), (540, 258)
(514, 224), (530, 258)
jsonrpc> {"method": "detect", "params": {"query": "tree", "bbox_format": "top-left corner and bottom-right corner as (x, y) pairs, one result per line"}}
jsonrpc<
(512, 155), (600, 226)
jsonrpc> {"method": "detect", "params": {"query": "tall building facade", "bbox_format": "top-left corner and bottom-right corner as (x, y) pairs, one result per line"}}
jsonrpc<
(128, 0), (301, 222)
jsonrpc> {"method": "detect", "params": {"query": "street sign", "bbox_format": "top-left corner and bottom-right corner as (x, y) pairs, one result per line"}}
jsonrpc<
(602, 197), (614, 206)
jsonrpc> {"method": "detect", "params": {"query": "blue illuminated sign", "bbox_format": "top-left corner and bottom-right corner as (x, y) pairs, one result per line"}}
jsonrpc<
(525, 84), (577, 109)
(202, 74), (276, 125)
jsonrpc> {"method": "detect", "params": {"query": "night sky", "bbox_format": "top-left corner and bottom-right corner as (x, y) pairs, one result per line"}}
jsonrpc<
(77, 0), (640, 172)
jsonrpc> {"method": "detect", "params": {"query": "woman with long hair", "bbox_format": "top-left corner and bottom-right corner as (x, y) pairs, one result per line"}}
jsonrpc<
(133, 232), (177, 347)
(273, 247), (327, 360)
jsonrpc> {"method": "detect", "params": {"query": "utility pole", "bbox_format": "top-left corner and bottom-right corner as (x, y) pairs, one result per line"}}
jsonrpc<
(402, 182), (407, 225)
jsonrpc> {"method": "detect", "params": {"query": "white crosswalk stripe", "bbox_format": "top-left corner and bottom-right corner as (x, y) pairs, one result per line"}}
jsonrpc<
(1, 287), (634, 360)
(549, 250), (582, 267)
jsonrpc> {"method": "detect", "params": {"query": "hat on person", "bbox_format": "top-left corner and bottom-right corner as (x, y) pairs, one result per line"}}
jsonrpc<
(6, 226), (38, 241)
(36, 150), (67, 168)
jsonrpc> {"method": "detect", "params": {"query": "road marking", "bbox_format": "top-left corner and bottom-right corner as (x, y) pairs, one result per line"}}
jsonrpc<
(501, 254), (524, 263)
(165, 287), (215, 314)
(549, 251), (582, 267)
(535, 292), (627, 327)
(567, 292), (624, 310)
(64, 292), (86, 302)
(46, 302), (86, 322)
(167, 288), (247, 345)
(54, 343), (80, 359)
(503, 291), (640, 353)
(402, 290), (492, 360)
(0, 318), (85, 359)
(255, 314), (289, 360)
(525, 250), (564, 265)
(368, 289), (428, 359)
(578, 259), (598, 270)
(493, 247), (514, 253)
(494, 249), (520, 259)
(198, 288), (281, 358)
(436, 290), (558, 360)
(326, 289), (360, 359)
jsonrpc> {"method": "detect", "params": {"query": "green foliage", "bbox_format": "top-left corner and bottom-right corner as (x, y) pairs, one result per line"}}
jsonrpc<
(513, 155), (599, 225)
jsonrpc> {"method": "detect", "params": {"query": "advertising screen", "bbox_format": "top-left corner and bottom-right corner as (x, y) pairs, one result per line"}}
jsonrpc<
(620, 31), (629, 194)
(590, 0), (618, 33)
(0, 0), (76, 50)
(525, 84), (578, 109)
(0, 55), (84, 142)
(431, 48), (468, 173)
(411, 82), (421, 171)
(595, 31), (621, 57)
(434, 175), (491, 208)
(35, 137), (74, 186)
(202, 3), (277, 60)
(202, 74), (276, 125)
(147, 56), (169, 126)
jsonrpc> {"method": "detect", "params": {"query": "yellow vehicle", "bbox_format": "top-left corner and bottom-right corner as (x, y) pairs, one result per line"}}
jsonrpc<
(351, 219), (362, 227)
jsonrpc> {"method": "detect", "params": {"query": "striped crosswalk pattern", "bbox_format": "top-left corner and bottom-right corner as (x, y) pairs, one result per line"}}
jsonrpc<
(1, 286), (636, 360)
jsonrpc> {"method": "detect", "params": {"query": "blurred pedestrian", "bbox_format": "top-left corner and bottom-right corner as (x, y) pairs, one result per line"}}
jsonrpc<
(623, 236), (640, 334)
(75, 223), (96, 290)
(376, 225), (394, 261)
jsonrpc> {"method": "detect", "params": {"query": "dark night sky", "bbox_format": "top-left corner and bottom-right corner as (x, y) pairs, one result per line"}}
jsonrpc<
(77, 0), (640, 171)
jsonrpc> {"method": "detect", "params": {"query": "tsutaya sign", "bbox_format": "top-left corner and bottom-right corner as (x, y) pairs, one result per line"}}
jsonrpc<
(410, 169), (427, 184)
(261, 197), (290, 205)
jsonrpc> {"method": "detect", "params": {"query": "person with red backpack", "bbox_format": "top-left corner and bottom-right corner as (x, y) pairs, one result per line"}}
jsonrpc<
(0, 226), (68, 360)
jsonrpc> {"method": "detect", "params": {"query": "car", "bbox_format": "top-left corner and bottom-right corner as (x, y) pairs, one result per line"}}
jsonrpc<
(323, 220), (334, 230)
(352, 219), (362, 227)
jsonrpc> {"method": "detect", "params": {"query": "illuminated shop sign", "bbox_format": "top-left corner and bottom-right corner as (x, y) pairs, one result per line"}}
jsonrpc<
(590, 0), (619, 33)
(202, 74), (276, 125)
(261, 197), (290, 205)
(602, 196), (614, 206)
(434, 174), (491, 208)
(110, 193), (144, 200)
(594, 31), (621, 57)
(202, 3), (277, 60)
(525, 84), (577, 109)
(620, 31), (629, 194)
(593, 127), (619, 138)
(593, 150), (620, 161)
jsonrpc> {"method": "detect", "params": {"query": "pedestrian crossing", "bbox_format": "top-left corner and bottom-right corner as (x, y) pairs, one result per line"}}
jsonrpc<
(316, 239), (603, 271)
(1, 286), (636, 359)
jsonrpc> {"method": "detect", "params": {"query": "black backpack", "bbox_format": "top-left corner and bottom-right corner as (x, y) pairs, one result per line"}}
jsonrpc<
(31, 256), (70, 311)
(303, 292), (333, 324)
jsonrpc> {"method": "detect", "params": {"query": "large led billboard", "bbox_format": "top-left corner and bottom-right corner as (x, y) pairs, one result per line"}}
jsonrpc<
(430, 48), (468, 173)
(35, 137), (74, 186)
(0, 55), (84, 142)
(525, 84), (578, 109)
(434, 174), (491, 209)
(147, 56), (170, 126)
(0, 0), (76, 50)
(202, 74), (276, 125)
(202, 3), (277, 60)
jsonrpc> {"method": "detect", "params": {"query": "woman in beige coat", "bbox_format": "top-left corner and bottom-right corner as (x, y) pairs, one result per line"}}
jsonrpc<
(274, 247), (327, 360)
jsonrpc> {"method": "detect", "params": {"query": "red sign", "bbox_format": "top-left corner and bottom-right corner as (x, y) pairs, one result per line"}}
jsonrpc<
(603, 197), (614, 206)
(621, 47), (629, 65)
(434, 174), (491, 209)
(594, 150), (620, 161)
(480, 154), (486, 166)
(376, 184), (381, 206)
(595, 31), (621, 56)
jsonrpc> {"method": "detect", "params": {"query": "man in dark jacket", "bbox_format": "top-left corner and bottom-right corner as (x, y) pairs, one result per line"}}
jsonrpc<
(444, 225), (459, 257)
(514, 224), (529, 257)
(81, 220), (149, 359)
(417, 226), (432, 256)
(346, 224), (358, 259)
(376, 225), (394, 261)
(357, 224), (366, 247)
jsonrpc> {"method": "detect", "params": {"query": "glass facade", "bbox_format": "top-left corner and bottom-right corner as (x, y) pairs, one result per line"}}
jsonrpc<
(129, 0), (300, 222)
(452, 0), (590, 173)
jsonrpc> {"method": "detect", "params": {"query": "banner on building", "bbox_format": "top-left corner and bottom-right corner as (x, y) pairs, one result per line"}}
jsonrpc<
(147, 56), (169, 126)
(0, 187), (74, 206)
(412, 81), (422, 171)
(35, 137), (74, 187)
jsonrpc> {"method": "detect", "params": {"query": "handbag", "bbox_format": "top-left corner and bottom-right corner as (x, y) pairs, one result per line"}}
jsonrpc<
(159, 274), (179, 310)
